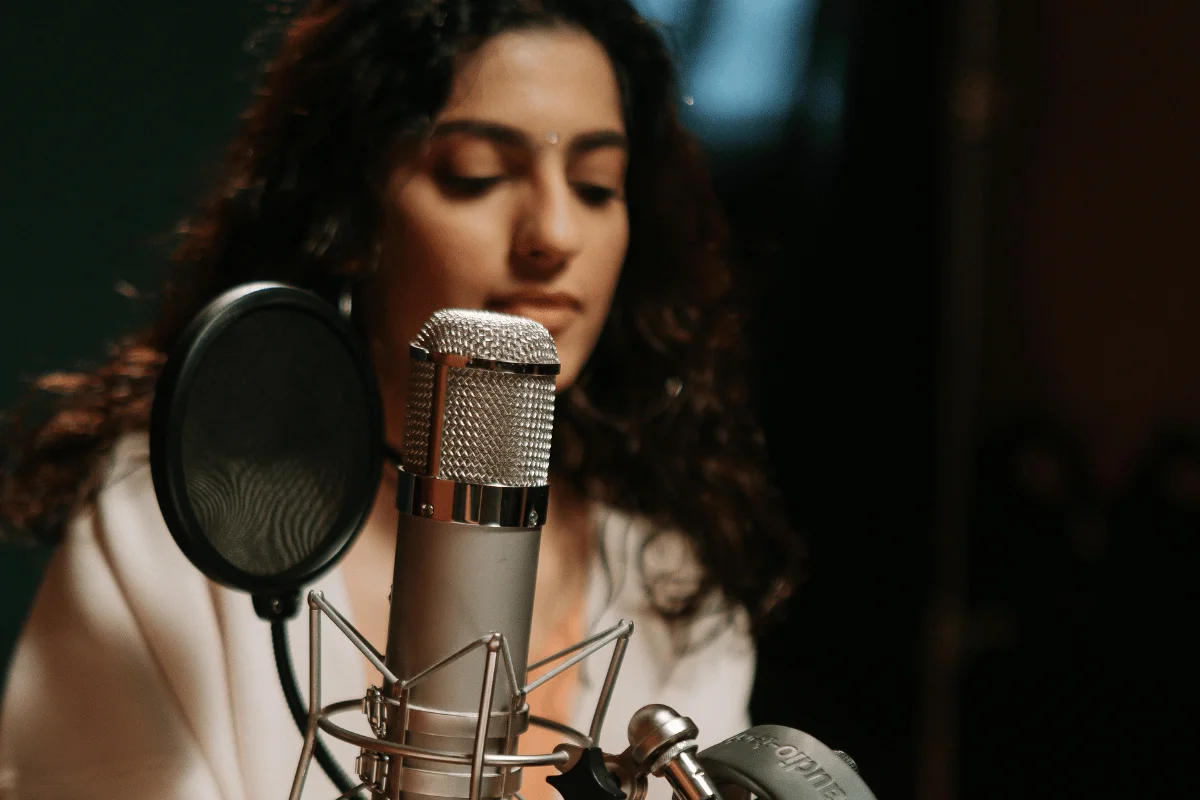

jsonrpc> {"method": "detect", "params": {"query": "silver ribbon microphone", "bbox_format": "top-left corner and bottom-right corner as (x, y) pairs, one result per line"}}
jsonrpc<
(382, 309), (560, 800)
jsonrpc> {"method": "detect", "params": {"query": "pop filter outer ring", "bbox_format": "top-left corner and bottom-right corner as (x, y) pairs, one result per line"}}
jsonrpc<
(149, 281), (384, 597)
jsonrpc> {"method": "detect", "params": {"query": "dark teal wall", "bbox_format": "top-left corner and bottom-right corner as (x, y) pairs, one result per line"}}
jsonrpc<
(1, 1), (266, 681)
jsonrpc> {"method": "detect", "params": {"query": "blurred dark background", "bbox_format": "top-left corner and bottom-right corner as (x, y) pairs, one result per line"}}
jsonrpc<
(3, 1), (1198, 798)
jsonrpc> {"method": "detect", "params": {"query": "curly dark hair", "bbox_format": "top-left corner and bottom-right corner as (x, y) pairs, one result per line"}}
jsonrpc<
(0, 0), (803, 629)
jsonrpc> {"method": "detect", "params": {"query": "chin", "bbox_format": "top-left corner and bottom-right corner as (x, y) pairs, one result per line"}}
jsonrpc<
(547, 330), (594, 394)
(553, 365), (580, 394)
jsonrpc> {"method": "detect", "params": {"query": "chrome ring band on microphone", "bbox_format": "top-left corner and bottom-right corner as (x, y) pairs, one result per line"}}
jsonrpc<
(317, 699), (582, 765)
(401, 701), (531, 738)
(396, 470), (549, 528)
(409, 344), (561, 376)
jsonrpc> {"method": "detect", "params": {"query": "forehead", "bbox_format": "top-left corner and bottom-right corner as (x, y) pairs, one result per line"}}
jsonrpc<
(440, 26), (625, 134)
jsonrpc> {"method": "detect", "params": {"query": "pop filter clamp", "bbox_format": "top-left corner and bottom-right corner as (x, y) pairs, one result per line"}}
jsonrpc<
(150, 281), (384, 796)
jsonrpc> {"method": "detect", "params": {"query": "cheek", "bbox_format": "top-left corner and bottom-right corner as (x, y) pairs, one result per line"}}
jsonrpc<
(556, 213), (629, 389)
(365, 180), (513, 437)
(381, 181), (512, 332)
(396, 189), (508, 295)
(592, 216), (629, 298)
(581, 234), (627, 327)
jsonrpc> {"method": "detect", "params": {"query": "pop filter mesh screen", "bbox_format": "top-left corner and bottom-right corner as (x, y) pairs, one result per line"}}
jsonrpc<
(178, 306), (374, 577)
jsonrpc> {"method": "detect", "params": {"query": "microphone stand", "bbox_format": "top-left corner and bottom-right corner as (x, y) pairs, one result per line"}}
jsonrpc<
(287, 591), (877, 800)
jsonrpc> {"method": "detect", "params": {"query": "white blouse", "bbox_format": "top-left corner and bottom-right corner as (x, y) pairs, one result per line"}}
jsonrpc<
(0, 434), (754, 800)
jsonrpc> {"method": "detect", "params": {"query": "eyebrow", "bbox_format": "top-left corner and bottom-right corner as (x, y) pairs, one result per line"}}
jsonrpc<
(430, 119), (629, 154)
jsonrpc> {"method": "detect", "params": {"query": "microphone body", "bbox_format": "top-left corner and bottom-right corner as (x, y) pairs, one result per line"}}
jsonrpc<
(383, 514), (540, 800)
(380, 309), (560, 800)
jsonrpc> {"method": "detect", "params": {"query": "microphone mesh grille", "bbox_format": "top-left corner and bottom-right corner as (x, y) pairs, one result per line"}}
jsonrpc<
(404, 310), (558, 487)
(412, 309), (560, 364)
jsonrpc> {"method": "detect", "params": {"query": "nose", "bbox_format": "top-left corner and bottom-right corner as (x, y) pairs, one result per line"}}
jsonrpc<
(513, 176), (583, 275)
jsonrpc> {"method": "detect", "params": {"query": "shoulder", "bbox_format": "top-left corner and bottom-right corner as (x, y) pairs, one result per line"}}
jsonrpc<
(0, 432), (245, 799)
(580, 505), (755, 754)
(590, 504), (753, 654)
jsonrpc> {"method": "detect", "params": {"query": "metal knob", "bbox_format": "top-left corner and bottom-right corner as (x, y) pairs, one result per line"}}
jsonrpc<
(625, 705), (720, 800)
(547, 747), (626, 800)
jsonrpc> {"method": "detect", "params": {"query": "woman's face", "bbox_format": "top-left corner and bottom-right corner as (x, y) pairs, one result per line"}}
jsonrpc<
(361, 25), (630, 441)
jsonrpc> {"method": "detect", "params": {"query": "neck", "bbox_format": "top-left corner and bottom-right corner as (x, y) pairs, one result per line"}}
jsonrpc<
(526, 473), (593, 674)
(542, 474), (594, 564)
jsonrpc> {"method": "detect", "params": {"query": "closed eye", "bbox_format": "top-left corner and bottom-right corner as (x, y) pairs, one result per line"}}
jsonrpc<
(437, 173), (503, 198)
(574, 183), (620, 207)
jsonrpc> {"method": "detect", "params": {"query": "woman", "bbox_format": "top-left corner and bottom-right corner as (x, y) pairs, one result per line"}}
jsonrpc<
(0, 1), (802, 798)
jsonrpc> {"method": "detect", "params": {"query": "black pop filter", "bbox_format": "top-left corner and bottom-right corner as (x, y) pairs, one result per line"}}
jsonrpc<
(150, 281), (383, 611)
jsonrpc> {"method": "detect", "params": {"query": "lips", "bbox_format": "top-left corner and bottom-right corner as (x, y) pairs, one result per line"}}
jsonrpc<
(486, 292), (582, 334)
